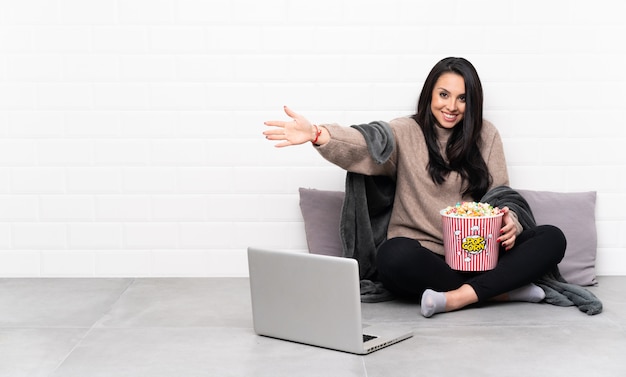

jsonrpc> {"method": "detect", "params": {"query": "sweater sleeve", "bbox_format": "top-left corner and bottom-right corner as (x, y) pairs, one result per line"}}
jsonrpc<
(314, 124), (397, 177)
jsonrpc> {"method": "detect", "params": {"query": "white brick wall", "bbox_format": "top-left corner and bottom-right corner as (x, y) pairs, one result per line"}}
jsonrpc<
(0, 0), (624, 277)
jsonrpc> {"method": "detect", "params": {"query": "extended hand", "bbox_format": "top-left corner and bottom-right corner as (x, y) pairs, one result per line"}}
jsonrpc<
(263, 106), (315, 148)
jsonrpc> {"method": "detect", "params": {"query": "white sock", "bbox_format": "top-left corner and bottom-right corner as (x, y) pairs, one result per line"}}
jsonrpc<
(420, 289), (447, 318)
(507, 283), (545, 303)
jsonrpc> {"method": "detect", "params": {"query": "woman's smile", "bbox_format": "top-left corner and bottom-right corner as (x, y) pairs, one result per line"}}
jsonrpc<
(442, 112), (459, 122)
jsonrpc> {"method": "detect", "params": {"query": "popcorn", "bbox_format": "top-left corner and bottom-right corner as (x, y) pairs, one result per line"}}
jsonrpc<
(441, 201), (502, 217)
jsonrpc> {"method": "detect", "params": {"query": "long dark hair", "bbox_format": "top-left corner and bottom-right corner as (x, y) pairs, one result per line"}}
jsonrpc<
(411, 57), (490, 200)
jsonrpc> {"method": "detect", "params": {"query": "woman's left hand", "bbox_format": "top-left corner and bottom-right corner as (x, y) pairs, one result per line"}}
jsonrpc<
(498, 206), (516, 251)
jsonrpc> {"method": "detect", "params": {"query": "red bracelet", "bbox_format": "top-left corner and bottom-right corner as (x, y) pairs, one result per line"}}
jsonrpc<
(312, 125), (322, 144)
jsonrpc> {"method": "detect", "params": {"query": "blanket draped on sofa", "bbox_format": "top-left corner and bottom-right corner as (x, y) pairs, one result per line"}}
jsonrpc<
(341, 121), (602, 315)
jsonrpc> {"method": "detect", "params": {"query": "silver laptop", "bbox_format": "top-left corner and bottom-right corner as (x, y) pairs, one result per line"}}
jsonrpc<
(247, 247), (413, 354)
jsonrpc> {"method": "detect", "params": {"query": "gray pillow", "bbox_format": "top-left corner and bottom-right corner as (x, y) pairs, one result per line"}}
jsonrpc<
(299, 187), (598, 286)
(298, 188), (344, 257)
(517, 189), (598, 286)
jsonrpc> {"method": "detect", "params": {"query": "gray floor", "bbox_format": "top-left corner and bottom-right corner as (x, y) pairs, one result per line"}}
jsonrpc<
(0, 277), (624, 377)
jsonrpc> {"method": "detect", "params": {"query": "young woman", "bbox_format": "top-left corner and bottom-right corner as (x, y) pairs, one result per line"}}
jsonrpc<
(263, 57), (566, 317)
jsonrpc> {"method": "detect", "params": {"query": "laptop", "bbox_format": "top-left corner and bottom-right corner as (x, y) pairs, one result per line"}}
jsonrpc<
(247, 247), (413, 354)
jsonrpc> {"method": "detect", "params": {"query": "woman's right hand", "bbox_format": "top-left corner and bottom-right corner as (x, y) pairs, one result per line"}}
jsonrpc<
(263, 106), (318, 148)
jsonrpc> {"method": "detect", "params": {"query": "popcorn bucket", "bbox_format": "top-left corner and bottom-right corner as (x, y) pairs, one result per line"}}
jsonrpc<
(441, 211), (503, 271)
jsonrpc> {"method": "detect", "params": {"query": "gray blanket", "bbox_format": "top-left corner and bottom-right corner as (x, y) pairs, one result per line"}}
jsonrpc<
(341, 123), (603, 315)
(339, 122), (395, 280)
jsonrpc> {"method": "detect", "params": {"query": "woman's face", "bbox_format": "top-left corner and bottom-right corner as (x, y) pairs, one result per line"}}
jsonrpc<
(430, 72), (466, 129)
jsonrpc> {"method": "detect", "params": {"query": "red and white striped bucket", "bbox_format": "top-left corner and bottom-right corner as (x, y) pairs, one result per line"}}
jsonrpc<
(441, 211), (503, 271)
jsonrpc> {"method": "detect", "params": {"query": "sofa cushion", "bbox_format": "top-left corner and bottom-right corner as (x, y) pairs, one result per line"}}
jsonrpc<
(298, 187), (344, 257)
(517, 189), (597, 286)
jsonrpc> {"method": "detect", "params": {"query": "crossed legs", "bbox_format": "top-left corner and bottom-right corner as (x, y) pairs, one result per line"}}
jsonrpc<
(376, 225), (566, 317)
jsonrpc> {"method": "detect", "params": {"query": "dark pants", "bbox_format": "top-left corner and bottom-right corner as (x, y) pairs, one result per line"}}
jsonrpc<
(376, 225), (566, 302)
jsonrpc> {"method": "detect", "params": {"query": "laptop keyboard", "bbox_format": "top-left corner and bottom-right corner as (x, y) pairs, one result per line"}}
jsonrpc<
(363, 334), (378, 343)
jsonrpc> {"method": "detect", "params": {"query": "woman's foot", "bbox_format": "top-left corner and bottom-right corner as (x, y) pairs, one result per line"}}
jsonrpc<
(420, 289), (447, 318)
(506, 283), (545, 303)
(420, 284), (479, 318)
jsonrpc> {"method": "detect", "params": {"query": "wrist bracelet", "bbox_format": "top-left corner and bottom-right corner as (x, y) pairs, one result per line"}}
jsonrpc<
(312, 125), (322, 144)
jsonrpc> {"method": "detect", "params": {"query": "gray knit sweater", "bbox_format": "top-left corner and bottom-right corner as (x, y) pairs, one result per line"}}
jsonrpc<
(316, 117), (509, 256)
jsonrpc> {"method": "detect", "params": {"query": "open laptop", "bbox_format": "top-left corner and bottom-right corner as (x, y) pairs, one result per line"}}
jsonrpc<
(247, 247), (413, 354)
